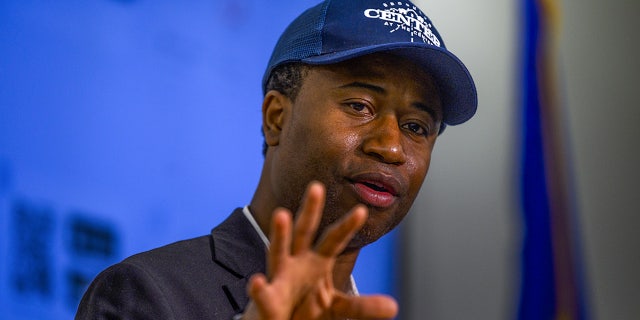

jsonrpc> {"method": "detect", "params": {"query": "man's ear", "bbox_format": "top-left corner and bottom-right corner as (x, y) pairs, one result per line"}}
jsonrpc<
(262, 90), (291, 148)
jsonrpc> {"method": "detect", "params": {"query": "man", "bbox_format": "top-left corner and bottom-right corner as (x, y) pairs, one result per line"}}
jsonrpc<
(76, 0), (477, 319)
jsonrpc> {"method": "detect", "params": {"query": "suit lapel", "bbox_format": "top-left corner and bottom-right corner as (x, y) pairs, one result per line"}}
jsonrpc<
(210, 208), (267, 312)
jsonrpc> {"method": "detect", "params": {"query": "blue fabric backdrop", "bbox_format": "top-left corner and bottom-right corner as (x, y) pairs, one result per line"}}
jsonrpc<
(0, 1), (398, 318)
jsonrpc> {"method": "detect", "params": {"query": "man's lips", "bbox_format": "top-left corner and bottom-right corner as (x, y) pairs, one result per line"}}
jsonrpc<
(348, 173), (404, 208)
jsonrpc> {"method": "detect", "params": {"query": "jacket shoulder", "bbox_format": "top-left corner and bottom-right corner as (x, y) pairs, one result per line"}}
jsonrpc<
(76, 208), (261, 319)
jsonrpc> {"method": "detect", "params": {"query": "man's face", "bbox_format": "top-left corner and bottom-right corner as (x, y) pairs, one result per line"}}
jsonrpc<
(267, 53), (442, 250)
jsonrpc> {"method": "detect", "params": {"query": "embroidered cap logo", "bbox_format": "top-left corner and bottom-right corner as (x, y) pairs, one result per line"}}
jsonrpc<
(363, 2), (441, 47)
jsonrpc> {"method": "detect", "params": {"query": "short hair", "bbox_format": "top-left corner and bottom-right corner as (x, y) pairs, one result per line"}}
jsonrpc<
(262, 63), (310, 156)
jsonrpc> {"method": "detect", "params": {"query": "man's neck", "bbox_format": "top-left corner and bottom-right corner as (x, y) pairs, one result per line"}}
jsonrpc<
(249, 166), (362, 293)
(248, 168), (280, 239)
(333, 250), (360, 293)
(246, 203), (361, 292)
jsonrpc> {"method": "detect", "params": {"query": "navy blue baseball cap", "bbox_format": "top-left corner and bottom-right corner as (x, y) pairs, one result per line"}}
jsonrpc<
(263, 0), (477, 127)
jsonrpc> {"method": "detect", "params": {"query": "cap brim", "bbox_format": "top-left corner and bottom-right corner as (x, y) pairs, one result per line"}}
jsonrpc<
(299, 43), (478, 126)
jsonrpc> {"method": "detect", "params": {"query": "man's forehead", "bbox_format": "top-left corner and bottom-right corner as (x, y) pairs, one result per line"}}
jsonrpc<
(301, 56), (443, 119)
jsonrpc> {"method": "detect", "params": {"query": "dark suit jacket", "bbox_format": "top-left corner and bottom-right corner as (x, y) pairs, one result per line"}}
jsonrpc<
(75, 208), (267, 319)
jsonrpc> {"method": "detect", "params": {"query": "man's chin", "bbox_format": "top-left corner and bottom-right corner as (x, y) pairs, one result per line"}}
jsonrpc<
(342, 229), (384, 253)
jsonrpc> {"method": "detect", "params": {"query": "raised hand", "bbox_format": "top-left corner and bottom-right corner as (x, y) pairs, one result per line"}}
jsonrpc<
(241, 181), (398, 320)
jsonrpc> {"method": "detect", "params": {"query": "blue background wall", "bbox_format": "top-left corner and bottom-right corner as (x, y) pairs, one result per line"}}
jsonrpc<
(0, 1), (398, 318)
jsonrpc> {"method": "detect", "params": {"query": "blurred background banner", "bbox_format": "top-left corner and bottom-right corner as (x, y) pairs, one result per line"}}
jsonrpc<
(0, 1), (397, 319)
(517, 0), (588, 319)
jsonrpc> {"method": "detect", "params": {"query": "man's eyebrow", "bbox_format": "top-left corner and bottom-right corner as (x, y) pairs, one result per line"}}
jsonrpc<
(414, 102), (442, 122)
(337, 82), (386, 94)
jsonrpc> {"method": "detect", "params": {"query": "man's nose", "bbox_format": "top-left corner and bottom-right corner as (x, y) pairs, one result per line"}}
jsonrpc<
(362, 115), (407, 165)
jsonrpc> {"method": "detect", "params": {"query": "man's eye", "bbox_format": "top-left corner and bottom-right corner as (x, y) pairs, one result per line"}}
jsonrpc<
(348, 102), (367, 112)
(402, 122), (429, 136)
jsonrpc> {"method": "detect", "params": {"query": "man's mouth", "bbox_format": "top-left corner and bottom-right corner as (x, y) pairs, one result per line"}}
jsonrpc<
(349, 174), (401, 208)
(361, 180), (391, 193)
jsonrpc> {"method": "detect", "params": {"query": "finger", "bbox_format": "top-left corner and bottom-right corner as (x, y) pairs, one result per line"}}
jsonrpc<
(331, 293), (399, 320)
(292, 181), (325, 254)
(247, 273), (269, 299)
(268, 208), (292, 276)
(315, 205), (368, 257)
(247, 274), (288, 320)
